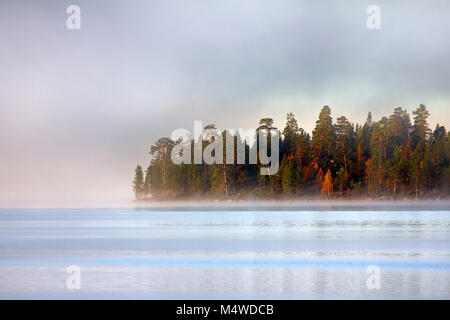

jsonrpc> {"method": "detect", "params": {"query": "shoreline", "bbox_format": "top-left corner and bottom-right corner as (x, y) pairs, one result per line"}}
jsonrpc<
(1, 199), (449, 211)
(131, 199), (450, 211)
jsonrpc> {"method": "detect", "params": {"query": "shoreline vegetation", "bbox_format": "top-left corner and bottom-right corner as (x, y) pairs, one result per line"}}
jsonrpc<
(134, 105), (450, 201)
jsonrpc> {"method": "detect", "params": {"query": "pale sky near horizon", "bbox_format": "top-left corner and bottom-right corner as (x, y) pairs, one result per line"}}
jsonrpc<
(0, 0), (449, 207)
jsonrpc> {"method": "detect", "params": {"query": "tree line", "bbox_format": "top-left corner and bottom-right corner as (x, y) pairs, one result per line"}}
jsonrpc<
(133, 104), (450, 200)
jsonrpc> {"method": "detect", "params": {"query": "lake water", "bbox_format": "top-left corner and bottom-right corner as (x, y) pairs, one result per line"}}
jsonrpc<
(0, 205), (449, 299)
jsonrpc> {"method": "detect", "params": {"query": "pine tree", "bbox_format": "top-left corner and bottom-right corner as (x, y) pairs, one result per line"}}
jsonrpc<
(311, 106), (336, 173)
(280, 155), (293, 195)
(388, 107), (411, 155)
(143, 164), (151, 198)
(368, 118), (388, 196)
(150, 137), (175, 198)
(335, 115), (355, 177)
(133, 165), (144, 200)
(410, 140), (427, 199)
(282, 113), (299, 156)
(412, 104), (431, 147)
(257, 118), (278, 193)
(336, 167), (347, 196)
(431, 125), (447, 191)
(355, 113), (374, 185)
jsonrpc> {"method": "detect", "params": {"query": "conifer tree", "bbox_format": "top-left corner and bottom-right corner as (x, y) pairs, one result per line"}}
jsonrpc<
(412, 104), (431, 147)
(133, 164), (144, 200)
(335, 115), (355, 177)
(311, 106), (336, 173)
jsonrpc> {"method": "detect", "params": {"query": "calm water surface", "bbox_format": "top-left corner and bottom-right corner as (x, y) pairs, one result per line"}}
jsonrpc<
(0, 207), (449, 299)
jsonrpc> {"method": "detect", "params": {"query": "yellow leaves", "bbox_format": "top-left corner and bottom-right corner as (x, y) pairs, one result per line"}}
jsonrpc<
(321, 169), (333, 196)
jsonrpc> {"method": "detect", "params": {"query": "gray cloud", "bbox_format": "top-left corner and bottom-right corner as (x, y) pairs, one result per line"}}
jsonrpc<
(0, 0), (449, 206)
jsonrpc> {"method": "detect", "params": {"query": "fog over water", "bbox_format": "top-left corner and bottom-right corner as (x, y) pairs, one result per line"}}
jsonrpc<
(1, 0), (450, 207)
(1, 0), (449, 301)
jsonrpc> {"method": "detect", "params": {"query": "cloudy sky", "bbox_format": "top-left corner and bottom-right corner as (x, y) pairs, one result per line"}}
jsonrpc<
(0, 0), (449, 207)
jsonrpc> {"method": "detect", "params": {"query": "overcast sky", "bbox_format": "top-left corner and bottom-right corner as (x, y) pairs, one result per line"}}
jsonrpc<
(0, 0), (449, 207)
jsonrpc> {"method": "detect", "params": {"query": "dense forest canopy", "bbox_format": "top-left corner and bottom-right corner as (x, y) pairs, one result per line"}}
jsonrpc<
(133, 104), (450, 200)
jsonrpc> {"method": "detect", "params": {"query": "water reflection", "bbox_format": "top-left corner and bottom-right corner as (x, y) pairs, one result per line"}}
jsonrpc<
(0, 208), (449, 299)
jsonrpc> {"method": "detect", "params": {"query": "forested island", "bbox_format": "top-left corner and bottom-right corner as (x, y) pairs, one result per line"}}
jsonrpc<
(133, 104), (450, 201)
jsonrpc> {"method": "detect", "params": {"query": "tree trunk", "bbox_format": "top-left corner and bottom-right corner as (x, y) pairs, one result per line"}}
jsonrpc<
(393, 179), (397, 199)
(222, 163), (228, 198)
